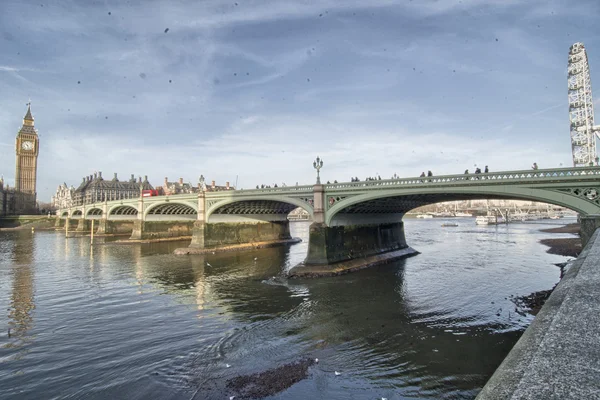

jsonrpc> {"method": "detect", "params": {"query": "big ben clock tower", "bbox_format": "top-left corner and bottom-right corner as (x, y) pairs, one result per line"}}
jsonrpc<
(15, 102), (39, 204)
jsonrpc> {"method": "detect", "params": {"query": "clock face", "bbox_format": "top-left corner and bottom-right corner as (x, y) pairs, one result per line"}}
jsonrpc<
(21, 141), (34, 151)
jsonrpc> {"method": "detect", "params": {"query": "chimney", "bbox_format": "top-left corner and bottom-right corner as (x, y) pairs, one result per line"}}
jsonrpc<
(226, 181), (230, 189)
(144, 175), (148, 182)
(82, 177), (86, 183)
(164, 177), (168, 186)
(130, 174), (135, 182)
(94, 172), (97, 179)
(211, 180), (215, 188)
(179, 177), (184, 185)
(138, 176), (142, 183)
(98, 171), (102, 179)
(113, 173), (118, 181)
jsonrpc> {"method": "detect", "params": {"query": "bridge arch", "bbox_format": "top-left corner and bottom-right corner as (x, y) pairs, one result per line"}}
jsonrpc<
(144, 202), (197, 221)
(71, 210), (83, 219)
(86, 208), (103, 218)
(326, 186), (596, 226)
(108, 205), (139, 220)
(206, 197), (313, 223)
(61, 211), (69, 218)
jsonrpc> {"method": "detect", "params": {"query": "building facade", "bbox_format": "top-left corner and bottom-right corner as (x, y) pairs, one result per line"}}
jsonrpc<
(51, 183), (75, 210)
(71, 172), (154, 206)
(156, 176), (235, 195)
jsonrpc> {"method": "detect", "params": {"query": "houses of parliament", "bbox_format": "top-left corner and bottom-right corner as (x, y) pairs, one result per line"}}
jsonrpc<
(0, 103), (39, 215)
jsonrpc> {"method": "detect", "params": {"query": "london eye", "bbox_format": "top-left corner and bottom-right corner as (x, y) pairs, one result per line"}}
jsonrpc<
(568, 42), (600, 166)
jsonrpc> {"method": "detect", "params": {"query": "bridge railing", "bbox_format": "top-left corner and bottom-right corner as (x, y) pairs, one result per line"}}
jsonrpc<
(323, 166), (600, 190)
(212, 185), (314, 195)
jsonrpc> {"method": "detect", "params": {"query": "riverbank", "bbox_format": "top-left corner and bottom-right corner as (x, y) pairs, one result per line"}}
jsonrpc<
(539, 222), (581, 257)
(0, 215), (56, 231)
(513, 222), (581, 315)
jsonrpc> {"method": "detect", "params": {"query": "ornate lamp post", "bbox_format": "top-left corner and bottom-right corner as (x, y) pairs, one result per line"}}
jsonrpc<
(595, 156), (599, 166)
(199, 175), (206, 192)
(313, 156), (324, 184)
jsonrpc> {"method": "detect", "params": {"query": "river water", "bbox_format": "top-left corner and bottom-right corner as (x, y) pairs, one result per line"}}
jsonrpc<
(0, 218), (575, 399)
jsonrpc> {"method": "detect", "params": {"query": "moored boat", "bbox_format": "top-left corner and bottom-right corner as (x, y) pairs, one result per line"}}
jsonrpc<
(475, 215), (505, 225)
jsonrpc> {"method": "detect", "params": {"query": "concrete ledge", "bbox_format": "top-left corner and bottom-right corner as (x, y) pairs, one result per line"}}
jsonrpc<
(115, 236), (192, 244)
(173, 237), (302, 255)
(288, 246), (419, 278)
(476, 228), (600, 399)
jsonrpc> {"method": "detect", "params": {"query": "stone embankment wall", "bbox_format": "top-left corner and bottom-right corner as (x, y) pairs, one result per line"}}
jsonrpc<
(204, 221), (291, 248)
(476, 228), (600, 399)
(138, 221), (195, 239)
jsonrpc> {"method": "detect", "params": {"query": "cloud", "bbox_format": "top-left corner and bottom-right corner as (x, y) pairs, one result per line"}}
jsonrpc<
(0, 0), (591, 200)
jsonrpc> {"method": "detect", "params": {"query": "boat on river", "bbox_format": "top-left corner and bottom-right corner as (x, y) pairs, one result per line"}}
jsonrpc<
(441, 223), (459, 227)
(475, 215), (505, 225)
(454, 212), (473, 217)
(417, 214), (434, 219)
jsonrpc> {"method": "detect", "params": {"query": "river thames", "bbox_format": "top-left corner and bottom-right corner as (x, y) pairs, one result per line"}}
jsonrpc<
(0, 218), (574, 399)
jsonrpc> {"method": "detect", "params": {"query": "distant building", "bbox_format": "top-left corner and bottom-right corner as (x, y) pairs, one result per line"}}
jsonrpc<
(156, 176), (235, 195)
(51, 183), (75, 210)
(205, 179), (235, 192)
(71, 172), (154, 206)
(159, 177), (195, 195)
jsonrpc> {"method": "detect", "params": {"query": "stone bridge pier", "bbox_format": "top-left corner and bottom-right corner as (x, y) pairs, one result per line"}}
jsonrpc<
(290, 184), (417, 277)
(304, 184), (410, 265)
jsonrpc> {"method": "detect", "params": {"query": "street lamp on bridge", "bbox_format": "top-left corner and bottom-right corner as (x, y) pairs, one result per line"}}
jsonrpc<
(313, 156), (324, 184)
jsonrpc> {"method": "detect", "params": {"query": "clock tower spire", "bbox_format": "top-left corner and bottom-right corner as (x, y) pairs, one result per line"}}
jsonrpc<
(15, 101), (39, 207)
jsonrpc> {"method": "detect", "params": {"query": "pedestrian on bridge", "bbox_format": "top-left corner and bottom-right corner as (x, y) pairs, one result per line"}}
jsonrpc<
(464, 169), (469, 180)
(484, 165), (489, 173)
(532, 162), (538, 170)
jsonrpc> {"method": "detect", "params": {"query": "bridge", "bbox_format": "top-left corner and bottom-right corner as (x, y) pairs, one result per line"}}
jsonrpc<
(57, 166), (600, 275)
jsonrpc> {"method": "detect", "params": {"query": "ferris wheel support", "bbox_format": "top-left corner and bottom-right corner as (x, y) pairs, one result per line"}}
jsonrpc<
(568, 42), (600, 166)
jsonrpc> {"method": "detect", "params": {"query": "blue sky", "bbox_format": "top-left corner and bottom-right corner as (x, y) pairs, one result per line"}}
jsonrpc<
(1, 0), (599, 201)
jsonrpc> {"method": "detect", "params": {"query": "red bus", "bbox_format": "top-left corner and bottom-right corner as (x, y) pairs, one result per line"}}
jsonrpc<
(142, 189), (160, 197)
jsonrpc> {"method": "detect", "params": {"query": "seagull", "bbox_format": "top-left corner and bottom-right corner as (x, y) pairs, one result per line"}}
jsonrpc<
(314, 358), (319, 363)
(254, 257), (258, 261)
(212, 251), (215, 254)
(206, 262), (212, 267)
(230, 397), (235, 400)
(226, 364), (231, 368)
(334, 371), (341, 376)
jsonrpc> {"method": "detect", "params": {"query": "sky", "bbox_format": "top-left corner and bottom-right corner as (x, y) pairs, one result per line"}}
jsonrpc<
(1, 0), (600, 201)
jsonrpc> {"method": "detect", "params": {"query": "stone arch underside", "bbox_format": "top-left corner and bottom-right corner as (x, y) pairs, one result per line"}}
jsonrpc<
(71, 210), (83, 219)
(61, 211), (69, 217)
(327, 189), (595, 226)
(208, 200), (300, 223)
(145, 203), (197, 221)
(108, 205), (138, 220)
(86, 208), (103, 218)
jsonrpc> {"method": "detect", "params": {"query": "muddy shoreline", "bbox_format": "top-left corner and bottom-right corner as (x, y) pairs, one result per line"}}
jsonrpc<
(513, 222), (580, 314)
(225, 358), (316, 399)
(538, 222), (581, 257)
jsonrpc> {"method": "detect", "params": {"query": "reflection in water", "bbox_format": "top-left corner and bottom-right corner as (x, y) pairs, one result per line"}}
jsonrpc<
(8, 232), (36, 351)
(0, 220), (570, 399)
(190, 256), (208, 312)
